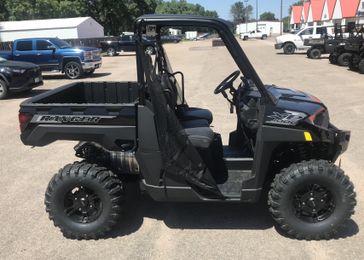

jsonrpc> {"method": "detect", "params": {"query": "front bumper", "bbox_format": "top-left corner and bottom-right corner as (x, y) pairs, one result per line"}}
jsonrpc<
(329, 124), (350, 161)
(275, 43), (283, 49)
(9, 70), (43, 93)
(82, 60), (102, 71)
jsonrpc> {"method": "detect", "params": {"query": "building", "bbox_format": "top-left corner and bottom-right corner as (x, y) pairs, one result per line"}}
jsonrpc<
(236, 21), (283, 35)
(290, 0), (364, 29)
(0, 17), (104, 42)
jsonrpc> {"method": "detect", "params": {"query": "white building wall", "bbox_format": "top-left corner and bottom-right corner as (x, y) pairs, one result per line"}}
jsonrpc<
(77, 18), (104, 38)
(0, 28), (78, 42)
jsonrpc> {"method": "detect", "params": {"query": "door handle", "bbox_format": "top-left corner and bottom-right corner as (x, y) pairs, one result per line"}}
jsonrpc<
(37, 53), (41, 56)
(15, 54), (20, 57)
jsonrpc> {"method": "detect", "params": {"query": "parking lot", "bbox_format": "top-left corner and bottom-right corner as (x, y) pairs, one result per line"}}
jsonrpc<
(0, 38), (363, 259)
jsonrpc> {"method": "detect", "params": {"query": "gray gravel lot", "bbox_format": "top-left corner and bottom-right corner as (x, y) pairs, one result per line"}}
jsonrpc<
(0, 38), (362, 259)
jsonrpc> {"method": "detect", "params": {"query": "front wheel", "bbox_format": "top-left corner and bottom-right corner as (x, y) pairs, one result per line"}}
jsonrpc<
(64, 61), (83, 79)
(283, 43), (295, 54)
(261, 35), (267, 40)
(337, 53), (352, 67)
(0, 79), (8, 100)
(45, 162), (123, 239)
(107, 47), (117, 56)
(309, 48), (322, 59)
(268, 160), (356, 240)
(145, 46), (155, 55)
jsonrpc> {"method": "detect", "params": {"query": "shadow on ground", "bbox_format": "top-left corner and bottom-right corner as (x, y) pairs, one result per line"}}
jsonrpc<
(106, 182), (359, 240)
(43, 72), (111, 80)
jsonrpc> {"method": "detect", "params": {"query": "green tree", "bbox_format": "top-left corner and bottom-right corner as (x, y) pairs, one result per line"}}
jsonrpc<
(260, 12), (276, 21)
(156, 0), (218, 17)
(282, 16), (291, 32)
(230, 1), (253, 24)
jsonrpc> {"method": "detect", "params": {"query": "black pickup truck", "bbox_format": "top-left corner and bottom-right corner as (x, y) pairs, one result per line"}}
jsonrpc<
(100, 34), (156, 56)
(19, 15), (355, 241)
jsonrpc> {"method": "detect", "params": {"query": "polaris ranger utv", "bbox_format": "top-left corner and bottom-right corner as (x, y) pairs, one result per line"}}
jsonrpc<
(19, 15), (356, 240)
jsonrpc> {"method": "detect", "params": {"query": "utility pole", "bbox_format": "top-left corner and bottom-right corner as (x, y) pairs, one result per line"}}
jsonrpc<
(280, 0), (283, 35)
(245, 0), (249, 33)
(256, 0), (258, 31)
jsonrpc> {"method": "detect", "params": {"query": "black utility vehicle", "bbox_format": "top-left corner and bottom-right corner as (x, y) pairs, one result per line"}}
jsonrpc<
(329, 25), (364, 66)
(19, 15), (356, 240)
(305, 26), (347, 59)
(100, 34), (156, 56)
(0, 57), (43, 99)
(348, 36), (364, 73)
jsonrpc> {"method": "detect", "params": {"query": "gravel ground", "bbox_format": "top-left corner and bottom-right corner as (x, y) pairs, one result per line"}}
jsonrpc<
(0, 38), (362, 259)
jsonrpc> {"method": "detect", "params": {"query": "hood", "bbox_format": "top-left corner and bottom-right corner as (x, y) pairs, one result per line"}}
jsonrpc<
(266, 85), (326, 115)
(276, 33), (300, 43)
(0, 60), (39, 69)
(62, 46), (99, 52)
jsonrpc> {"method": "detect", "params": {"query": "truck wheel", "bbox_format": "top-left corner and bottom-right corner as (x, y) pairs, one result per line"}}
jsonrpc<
(45, 162), (123, 239)
(359, 59), (364, 74)
(329, 53), (338, 64)
(337, 53), (352, 67)
(268, 160), (356, 240)
(283, 43), (295, 54)
(0, 79), (8, 100)
(145, 46), (155, 55)
(243, 36), (249, 41)
(64, 61), (83, 79)
(309, 48), (321, 59)
(261, 35), (267, 40)
(107, 47), (117, 57)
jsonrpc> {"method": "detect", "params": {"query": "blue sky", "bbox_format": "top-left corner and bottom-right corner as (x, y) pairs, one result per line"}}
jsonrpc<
(187, 0), (298, 20)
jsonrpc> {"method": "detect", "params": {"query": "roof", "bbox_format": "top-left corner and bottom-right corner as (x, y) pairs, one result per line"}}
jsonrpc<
(341, 0), (360, 18)
(327, 0), (337, 19)
(311, 0), (326, 21)
(292, 6), (304, 24)
(0, 17), (91, 32)
(303, 2), (311, 22)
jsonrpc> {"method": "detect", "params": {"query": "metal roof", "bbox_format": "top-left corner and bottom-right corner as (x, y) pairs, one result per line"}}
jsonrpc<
(0, 17), (92, 32)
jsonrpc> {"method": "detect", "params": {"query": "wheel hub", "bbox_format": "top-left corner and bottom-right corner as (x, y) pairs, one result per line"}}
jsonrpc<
(64, 186), (102, 223)
(293, 184), (335, 223)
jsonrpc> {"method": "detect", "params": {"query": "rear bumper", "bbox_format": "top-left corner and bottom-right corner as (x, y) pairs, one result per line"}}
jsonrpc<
(82, 60), (102, 71)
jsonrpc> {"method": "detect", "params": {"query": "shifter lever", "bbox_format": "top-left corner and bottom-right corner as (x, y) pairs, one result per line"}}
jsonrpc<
(230, 103), (234, 114)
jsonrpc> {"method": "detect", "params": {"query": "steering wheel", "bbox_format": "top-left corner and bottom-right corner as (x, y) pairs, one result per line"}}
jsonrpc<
(214, 70), (240, 95)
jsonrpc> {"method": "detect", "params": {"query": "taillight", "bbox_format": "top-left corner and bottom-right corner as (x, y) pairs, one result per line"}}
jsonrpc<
(18, 113), (33, 132)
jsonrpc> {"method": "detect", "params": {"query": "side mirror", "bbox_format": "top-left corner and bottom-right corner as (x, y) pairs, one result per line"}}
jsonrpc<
(47, 46), (56, 51)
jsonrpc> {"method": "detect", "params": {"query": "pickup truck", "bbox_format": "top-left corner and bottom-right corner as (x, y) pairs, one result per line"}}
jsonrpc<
(240, 30), (268, 41)
(0, 38), (102, 79)
(100, 34), (156, 56)
(275, 26), (333, 54)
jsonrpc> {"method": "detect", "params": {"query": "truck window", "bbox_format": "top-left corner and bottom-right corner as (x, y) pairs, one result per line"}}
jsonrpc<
(121, 35), (132, 41)
(36, 40), (53, 50)
(299, 28), (313, 36)
(16, 41), (33, 51)
(316, 27), (327, 35)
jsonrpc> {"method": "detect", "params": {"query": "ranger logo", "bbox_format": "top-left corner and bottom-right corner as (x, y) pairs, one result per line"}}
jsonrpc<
(33, 115), (115, 124)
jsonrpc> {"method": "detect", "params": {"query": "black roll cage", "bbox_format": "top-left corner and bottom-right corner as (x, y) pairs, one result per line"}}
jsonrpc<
(134, 15), (273, 105)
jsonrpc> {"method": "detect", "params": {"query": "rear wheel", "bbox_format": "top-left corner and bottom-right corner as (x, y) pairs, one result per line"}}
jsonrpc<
(45, 162), (123, 239)
(261, 35), (267, 40)
(243, 36), (249, 41)
(359, 59), (364, 74)
(64, 61), (83, 79)
(283, 43), (295, 54)
(107, 47), (117, 56)
(337, 53), (352, 67)
(309, 48), (322, 59)
(0, 79), (8, 100)
(268, 160), (356, 240)
(329, 53), (338, 64)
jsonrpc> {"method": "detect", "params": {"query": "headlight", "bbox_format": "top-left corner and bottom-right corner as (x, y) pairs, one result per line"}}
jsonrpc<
(84, 51), (93, 60)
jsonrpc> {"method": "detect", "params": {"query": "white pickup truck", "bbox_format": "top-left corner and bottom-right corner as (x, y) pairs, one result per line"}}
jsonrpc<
(241, 30), (269, 40)
(275, 26), (333, 54)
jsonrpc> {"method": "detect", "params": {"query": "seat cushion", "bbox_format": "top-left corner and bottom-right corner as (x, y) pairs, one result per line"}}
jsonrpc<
(177, 107), (213, 124)
(183, 127), (214, 148)
(181, 119), (210, 129)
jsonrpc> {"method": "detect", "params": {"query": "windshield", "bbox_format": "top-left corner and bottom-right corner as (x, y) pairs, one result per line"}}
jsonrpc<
(0, 57), (7, 62)
(50, 38), (72, 49)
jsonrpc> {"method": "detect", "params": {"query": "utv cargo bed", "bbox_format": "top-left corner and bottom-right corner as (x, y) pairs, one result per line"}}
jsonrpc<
(19, 82), (139, 150)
